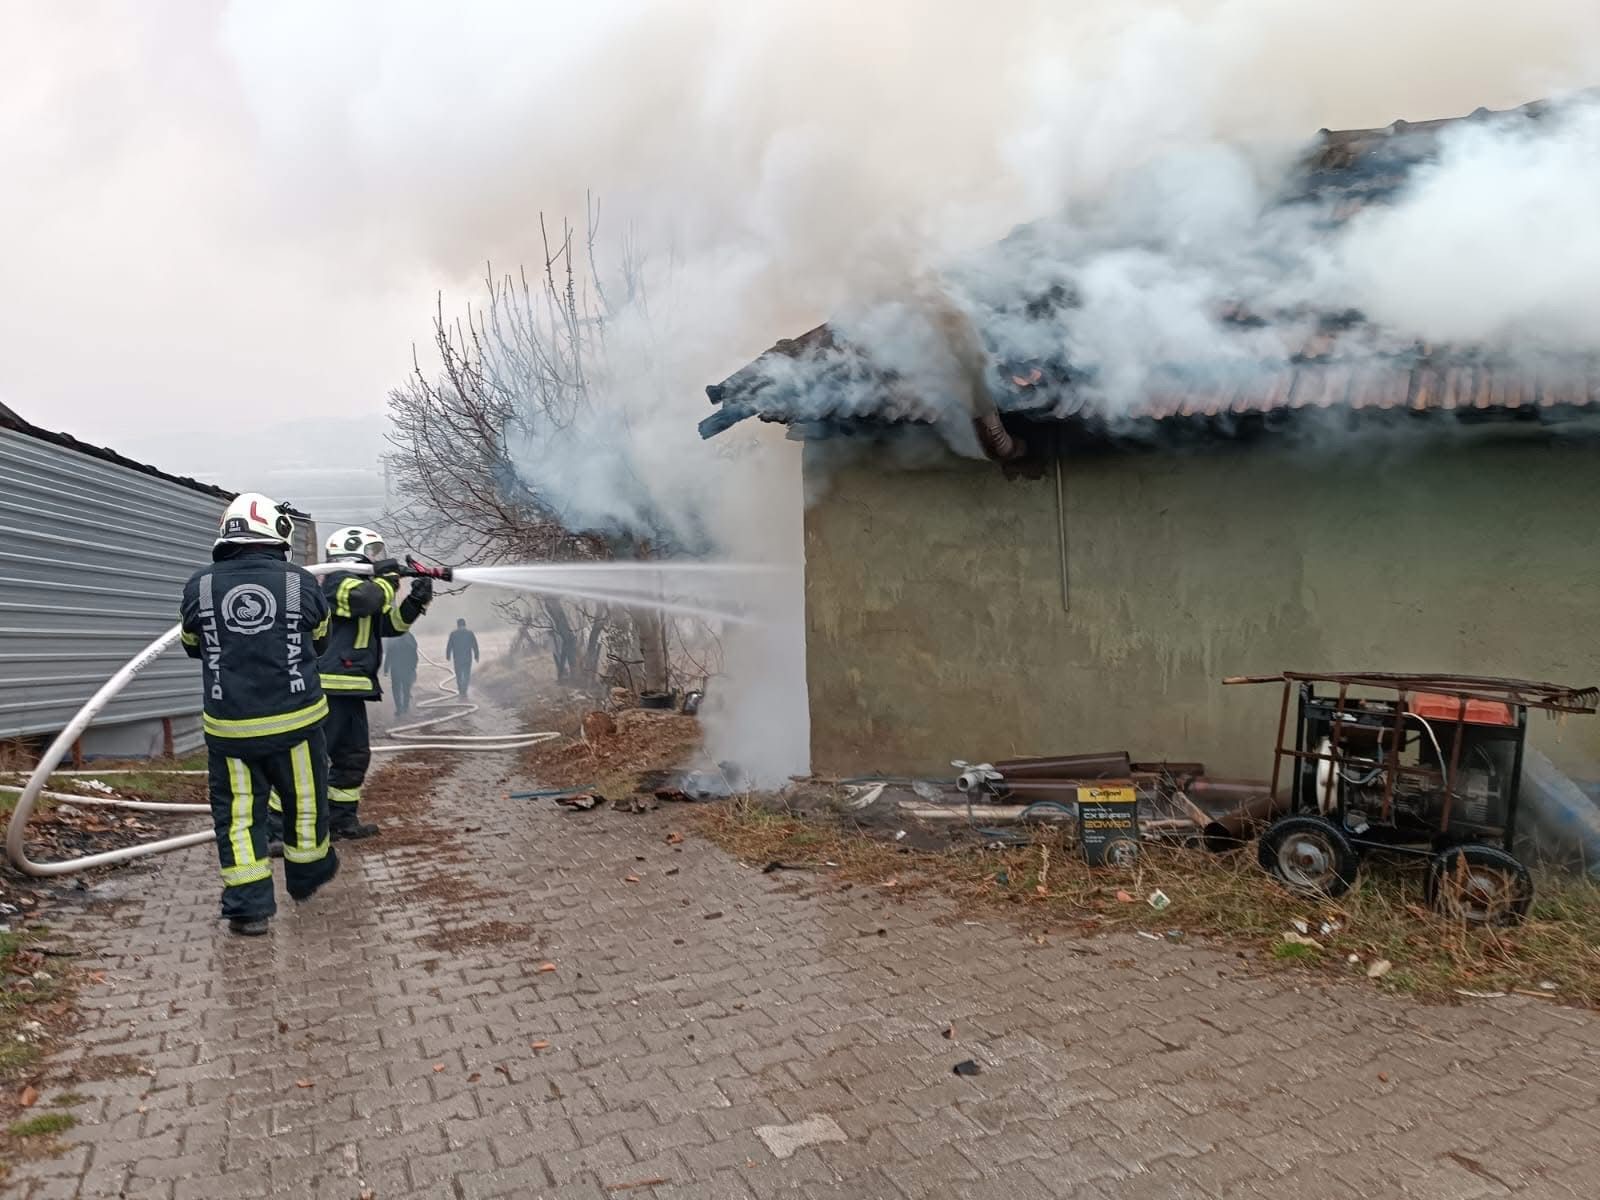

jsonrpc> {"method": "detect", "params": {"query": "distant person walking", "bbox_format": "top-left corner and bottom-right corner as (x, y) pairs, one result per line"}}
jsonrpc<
(384, 631), (419, 716)
(446, 618), (480, 698)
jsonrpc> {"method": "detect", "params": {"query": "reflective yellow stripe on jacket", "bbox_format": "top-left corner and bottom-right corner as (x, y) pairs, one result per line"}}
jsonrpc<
(319, 673), (372, 692)
(203, 697), (328, 739)
(334, 577), (362, 618)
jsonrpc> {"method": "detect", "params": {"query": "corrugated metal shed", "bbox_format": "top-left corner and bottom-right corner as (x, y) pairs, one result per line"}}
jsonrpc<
(0, 422), (227, 743)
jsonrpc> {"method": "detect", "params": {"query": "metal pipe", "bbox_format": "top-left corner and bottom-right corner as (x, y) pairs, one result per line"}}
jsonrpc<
(988, 752), (1132, 781)
(972, 413), (1025, 461)
(1054, 449), (1070, 613)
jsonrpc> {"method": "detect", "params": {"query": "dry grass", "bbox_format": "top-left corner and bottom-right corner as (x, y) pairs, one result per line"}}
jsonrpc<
(694, 798), (1600, 1009)
(520, 708), (701, 799)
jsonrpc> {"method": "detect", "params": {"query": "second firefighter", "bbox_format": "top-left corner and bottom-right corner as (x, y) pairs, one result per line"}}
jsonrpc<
(316, 526), (433, 838)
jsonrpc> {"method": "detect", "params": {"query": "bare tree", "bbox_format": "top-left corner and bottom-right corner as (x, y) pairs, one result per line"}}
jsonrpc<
(385, 202), (682, 693)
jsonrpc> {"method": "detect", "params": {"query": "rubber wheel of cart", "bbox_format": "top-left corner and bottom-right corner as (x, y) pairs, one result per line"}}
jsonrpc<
(1426, 845), (1533, 926)
(1258, 815), (1360, 898)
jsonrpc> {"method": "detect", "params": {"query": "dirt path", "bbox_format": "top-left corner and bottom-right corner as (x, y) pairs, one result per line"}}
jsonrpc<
(8, 694), (1600, 1198)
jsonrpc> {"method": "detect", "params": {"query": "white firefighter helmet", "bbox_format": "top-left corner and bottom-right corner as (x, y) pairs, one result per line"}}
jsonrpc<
(217, 492), (295, 548)
(326, 526), (387, 562)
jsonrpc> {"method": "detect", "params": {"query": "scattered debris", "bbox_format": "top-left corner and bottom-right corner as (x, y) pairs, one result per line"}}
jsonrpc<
(1291, 919), (1309, 934)
(624, 875), (640, 884)
(1164, 930), (1185, 942)
(1378, 1072), (1390, 1083)
(754, 1114), (848, 1159)
(1135, 931), (1162, 941)
(703, 911), (724, 921)
(1147, 890), (1170, 911)
(1367, 959), (1393, 980)
(1539, 980), (1559, 991)
(606, 1179), (670, 1193)
(18, 1086), (37, 1108)
(538, 963), (557, 973)
(294, 1079), (313, 1089)
(555, 792), (606, 811)
(649, 762), (750, 803)
(665, 832), (684, 845)
(952, 1059), (982, 1077)
(942, 1025), (956, 1040)
(1115, 890), (1135, 903)
(1282, 931), (1322, 950)
(1347, 953), (1361, 965)
(1455, 989), (1507, 999)
(842, 783), (886, 810)
(530, 1041), (549, 1051)
(468, 1072), (481, 1083)
(665, 867), (680, 876)
(432, 1064), (445, 1073)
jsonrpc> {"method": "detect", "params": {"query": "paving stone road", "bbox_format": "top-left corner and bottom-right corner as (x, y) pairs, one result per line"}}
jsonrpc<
(10, 703), (1600, 1199)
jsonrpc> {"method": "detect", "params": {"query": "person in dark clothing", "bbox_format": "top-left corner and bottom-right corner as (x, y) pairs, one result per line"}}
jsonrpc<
(384, 630), (419, 716)
(315, 526), (432, 839)
(445, 618), (480, 698)
(179, 493), (338, 937)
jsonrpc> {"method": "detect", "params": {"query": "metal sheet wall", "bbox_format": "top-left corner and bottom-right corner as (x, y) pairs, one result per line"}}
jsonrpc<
(0, 428), (226, 740)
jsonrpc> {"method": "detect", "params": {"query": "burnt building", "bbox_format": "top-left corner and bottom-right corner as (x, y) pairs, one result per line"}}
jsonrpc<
(700, 98), (1600, 780)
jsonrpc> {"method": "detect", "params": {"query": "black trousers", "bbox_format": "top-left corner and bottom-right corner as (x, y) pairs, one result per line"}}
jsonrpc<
(325, 695), (372, 820)
(392, 673), (414, 715)
(454, 661), (472, 697)
(207, 727), (336, 919)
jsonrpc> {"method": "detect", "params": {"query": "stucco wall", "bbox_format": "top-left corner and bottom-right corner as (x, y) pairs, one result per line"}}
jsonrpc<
(802, 431), (1600, 782)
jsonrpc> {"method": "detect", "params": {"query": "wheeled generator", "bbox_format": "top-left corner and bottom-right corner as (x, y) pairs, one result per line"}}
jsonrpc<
(1225, 672), (1598, 924)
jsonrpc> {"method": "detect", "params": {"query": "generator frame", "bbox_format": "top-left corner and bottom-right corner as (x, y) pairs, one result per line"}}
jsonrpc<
(1225, 672), (1598, 922)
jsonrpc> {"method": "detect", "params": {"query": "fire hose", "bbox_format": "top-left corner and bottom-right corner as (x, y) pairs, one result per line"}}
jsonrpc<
(4, 557), (557, 878)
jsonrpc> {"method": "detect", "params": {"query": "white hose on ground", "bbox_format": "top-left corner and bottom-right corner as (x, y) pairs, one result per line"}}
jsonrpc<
(5, 563), (557, 877)
(372, 652), (559, 754)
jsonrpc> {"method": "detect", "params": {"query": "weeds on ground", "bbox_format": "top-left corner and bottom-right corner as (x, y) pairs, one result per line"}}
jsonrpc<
(694, 797), (1600, 1008)
(0, 929), (83, 1176)
(6, 1114), (73, 1139)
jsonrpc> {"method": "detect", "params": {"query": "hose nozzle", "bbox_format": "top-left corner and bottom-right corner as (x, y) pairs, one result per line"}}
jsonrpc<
(403, 553), (454, 582)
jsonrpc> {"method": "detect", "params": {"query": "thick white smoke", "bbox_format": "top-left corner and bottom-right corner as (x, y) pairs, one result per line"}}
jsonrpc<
(1334, 102), (1600, 348)
(209, 0), (1600, 781)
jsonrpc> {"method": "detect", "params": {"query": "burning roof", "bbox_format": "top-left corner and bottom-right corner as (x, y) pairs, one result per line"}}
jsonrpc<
(701, 95), (1600, 446)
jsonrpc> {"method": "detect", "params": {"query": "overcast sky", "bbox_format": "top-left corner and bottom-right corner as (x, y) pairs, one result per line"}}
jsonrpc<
(4, 1), (1596, 492)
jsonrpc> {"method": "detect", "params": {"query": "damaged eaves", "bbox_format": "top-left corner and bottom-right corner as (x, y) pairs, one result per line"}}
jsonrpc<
(699, 93), (1600, 453)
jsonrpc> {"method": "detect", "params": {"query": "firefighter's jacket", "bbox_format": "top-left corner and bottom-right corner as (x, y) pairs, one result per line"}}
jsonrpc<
(179, 545), (331, 752)
(316, 567), (427, 700)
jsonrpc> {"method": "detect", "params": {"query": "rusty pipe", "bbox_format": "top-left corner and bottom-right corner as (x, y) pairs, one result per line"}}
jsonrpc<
(988, 752), (1132, 781)
(1186, 777), (1281, 848)
(973, 413), (1025, 461)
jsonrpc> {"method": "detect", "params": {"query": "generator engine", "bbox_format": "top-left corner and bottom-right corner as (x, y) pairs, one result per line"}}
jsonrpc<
(1300, 690), (1519, 839)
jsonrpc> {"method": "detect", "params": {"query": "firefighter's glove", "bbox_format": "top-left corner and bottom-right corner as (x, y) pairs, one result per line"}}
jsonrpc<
(371, 557), (403, 580)
(408, 576), (434, 607)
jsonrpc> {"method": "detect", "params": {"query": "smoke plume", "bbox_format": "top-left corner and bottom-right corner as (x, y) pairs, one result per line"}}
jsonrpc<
(205, 0), (1600, 781)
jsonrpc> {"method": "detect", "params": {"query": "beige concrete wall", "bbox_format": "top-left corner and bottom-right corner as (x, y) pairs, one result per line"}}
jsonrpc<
(802, 432), (1600, 781)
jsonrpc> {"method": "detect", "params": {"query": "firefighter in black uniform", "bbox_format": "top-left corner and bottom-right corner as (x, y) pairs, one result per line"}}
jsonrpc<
(180, 493), (339, 936)
(316, 526), (433, 838)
